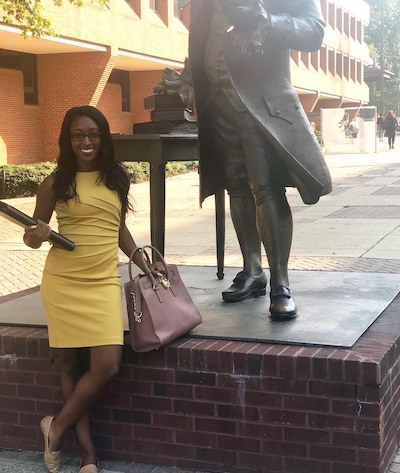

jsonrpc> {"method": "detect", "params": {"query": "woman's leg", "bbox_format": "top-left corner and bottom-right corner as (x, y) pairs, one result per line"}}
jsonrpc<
(57, 348), (97, 466)
(48, 345), (122, 455)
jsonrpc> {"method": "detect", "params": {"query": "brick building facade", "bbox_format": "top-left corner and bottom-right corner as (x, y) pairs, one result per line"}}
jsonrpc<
(0, 0), (370, 165)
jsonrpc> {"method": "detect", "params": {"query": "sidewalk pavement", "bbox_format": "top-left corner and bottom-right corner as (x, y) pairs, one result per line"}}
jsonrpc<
(2, 144), (400, 472)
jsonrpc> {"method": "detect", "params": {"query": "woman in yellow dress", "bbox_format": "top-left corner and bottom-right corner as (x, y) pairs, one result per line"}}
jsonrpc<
(23, 106), (161, 473)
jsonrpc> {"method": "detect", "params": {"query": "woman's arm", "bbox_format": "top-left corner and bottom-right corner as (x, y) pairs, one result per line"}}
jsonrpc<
(119, 223), (165, 276)
(23, 174), (55, 249)
(119, 222), (139, 261)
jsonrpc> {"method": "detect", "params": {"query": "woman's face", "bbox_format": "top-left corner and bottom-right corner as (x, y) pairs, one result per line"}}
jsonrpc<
(70, 115), (102, 171)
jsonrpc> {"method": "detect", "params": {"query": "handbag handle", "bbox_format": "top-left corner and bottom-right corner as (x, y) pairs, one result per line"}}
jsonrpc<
(128, 245), (170, 285)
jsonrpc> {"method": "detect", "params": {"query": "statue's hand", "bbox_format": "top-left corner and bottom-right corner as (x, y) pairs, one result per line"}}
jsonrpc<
(227, 3), (272, 55)
(221, 0), (264, 30)
(153, 68), (183, 95)
(154, 67), (194, 111)
(230, 30), (255, 55)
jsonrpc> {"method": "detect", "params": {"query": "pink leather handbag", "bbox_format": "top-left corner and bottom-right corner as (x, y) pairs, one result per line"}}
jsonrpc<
(124, 246), (202, 352)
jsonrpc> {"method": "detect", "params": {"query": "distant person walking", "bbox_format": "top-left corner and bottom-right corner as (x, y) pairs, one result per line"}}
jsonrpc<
(376, 112), (384, 142)
(384, 111), (398, 149)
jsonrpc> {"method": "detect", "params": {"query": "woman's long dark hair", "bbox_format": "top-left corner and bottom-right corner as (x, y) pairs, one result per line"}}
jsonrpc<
(53, 105), (132, 221)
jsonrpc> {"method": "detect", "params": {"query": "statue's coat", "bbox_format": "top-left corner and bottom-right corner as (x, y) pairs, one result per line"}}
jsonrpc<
(189, 0), (332, 205)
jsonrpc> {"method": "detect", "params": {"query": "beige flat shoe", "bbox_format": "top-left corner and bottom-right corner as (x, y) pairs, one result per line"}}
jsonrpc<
(79, 460), (99, 473)
(40, 416), (61, 473)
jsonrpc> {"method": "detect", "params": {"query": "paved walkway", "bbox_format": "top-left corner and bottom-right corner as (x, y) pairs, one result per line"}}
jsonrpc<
(2, 144), (400, 472)
(3, 147), (400, 298)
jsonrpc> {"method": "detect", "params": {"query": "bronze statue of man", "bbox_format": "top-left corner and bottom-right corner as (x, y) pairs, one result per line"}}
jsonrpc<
(158, 0), (332, 320)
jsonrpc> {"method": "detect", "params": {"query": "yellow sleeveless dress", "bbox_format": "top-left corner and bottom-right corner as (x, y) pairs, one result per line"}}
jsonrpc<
(41, 171), (123, 348)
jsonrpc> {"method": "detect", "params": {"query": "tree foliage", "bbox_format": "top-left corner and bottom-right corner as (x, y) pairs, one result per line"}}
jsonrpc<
(0, 0), (109, 38)
(364, 0), (400, 111)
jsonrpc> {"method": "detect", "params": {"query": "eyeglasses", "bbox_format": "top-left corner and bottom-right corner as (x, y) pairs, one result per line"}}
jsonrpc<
(71, 132), (102, 142)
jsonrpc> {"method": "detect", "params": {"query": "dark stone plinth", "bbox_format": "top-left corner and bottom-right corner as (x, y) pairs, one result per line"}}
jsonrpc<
(1, 292), (400, 473)
(135, 93), (197, 135)
(144, 93), (186, 112)
(133, 119), (197, 135)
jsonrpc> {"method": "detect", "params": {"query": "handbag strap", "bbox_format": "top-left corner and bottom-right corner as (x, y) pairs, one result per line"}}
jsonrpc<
(132, 274), (143, 321)
(127, 245), (170, 285)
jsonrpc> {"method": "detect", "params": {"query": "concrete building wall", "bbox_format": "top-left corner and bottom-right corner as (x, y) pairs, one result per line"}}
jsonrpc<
(40, 0), (188, 64)
(296, 0), (370, 122)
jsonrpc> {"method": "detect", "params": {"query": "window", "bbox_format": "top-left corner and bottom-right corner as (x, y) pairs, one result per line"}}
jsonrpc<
(0, 49), (38, 105)
(357, 60), (362, 83)
(336, 7), (343, 32)
(344, 55), (349, 80)
(336, 52), (343, 77)
(344, 12), (349, 37)
(174, 0), (180, 18)
(357, 20), (362, 43)
(311, 51), (319, 71)
(328, 49), (335, 76)
(350, 16), (356, 40)
(350, 58), (356, 81)
(291, 50), (299, 65)
(328, 2), (335, 28)
(174, 0), (190, 19)
(125, 0), (141, 17)
(320, 0), (328, 22)
(108, 70), (130, 112)
(320, 46), (327, 73)
(149, 0), (159, 12)
(301, 51), (310, 68)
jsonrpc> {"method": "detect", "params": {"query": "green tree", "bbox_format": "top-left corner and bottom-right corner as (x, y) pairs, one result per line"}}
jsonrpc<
(0, 0), (109, 38)
(364, 0), (400, 112)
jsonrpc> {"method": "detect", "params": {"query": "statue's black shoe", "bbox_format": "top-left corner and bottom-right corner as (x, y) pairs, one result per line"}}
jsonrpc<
(269, 285), (297, 321)
(222, 271), (267, 302)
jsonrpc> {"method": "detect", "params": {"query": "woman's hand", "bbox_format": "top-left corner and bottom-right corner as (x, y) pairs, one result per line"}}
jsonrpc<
(23, 220), (51, 249)
(150, 261), (167, 278)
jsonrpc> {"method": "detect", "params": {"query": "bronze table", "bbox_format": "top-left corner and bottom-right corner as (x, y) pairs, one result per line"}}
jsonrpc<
(113, 133), (225, 279)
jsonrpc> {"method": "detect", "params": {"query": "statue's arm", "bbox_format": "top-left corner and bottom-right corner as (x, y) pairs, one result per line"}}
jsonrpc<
(179, 58), (193, 86)
(267, 0), (325, 52)
(222, 0), (325, 54)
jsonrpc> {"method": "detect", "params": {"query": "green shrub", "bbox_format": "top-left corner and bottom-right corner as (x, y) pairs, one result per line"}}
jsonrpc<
(314, 130), (323, 145)
(0, 162), (57, 198)
(166, 161), (198, 176)
(123, 162), (150, 183)
(0, 160), (198, 198)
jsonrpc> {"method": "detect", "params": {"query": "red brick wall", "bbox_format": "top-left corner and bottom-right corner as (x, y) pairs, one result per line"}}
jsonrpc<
(0, 69), (42, 165)
(37, 51), (114, 162)
(2, 292), (400, 473)
(97, 84), (134, 134)
(2, 62), (180, 164)
(131, 70), (165, 125)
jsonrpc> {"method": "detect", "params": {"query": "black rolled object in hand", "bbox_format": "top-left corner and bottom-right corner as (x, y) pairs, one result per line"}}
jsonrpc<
(0, 201), (75, 251)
